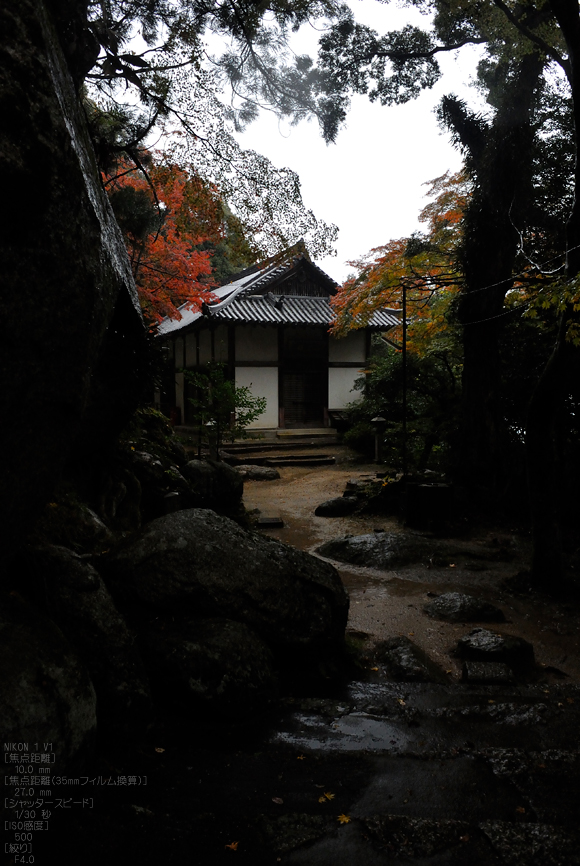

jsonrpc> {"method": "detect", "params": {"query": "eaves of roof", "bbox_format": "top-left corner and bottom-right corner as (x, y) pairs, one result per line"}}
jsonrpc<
(208, 296), (400, 329)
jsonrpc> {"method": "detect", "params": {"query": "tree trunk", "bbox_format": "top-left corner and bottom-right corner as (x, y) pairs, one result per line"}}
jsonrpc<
(448, 53), (545, 496)
(526, 0), (580, 587)
(526, 316), (570, 587)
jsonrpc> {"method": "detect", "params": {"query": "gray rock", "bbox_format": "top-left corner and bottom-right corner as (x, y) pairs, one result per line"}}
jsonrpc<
(364, 815), (473, 860)
(480, 820), (580, 865)
(38, 546), (152, 731)
(456, 628), (535, 672)
(461, 661), (514, 684)
(317, 532), (433, 567)
(258, 813), (328, 855)
(374, 636), (448, 683)
(142, 617), (276, 715)
(129, 450), (166, 486)
(424, 592), (505, 623)
(0, 0), (145, 544)
(235, 465), (281, 481)
(36, 500), (115, 553)
(105, 509), (349, 656)
(0, 592), (96, 786)
(181, 459), (243, 514)
(314, 497), (358, 517)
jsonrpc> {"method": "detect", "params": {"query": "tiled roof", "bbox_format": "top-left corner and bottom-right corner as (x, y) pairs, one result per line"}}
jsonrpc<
(157, 251), (399, 334)
(209, 295), (399, 329)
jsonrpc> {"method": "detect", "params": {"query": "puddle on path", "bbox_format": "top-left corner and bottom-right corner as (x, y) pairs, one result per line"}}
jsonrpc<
(243, 464), (580, 682)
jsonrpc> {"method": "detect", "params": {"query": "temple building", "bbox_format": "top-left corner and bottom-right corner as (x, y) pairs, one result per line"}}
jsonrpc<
(157, 249), (399, 432)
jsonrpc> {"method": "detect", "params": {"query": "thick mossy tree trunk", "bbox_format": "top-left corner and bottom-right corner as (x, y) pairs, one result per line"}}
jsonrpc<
(440, 52), (545, 499)
(526, 0), (580, 588)
(526, 316), (572, 587)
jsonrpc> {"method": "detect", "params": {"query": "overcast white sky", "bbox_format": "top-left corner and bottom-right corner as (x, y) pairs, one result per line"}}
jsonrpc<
(230, 1), (486, 283)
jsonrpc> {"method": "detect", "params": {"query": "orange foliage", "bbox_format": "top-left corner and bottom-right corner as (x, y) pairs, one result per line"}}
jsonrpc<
(105, 157), (225, 322)
(331, 171), (470, 353)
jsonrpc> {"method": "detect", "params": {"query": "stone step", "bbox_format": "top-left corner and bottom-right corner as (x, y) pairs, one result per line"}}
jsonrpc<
(264, 455), (336, 467)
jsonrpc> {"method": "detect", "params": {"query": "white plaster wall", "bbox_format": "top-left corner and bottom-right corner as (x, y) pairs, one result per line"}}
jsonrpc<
(235, 366), (279, 428)
(235, 325), (278, 362)
(328, 330), (366, 363)
(328, 368), (363, 409)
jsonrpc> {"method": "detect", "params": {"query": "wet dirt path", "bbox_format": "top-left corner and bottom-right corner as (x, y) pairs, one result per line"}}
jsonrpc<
(243, 458), (580, 682)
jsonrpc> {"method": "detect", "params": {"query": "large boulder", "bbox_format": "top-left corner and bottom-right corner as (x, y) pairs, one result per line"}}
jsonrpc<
(141, 617), (277, 716)
(0, 0), (145, 545)
(181, 459), (244, 515)
(104, 509), (349, 657)
(0, 592), (96, 786)
(35, 545), (152, 732)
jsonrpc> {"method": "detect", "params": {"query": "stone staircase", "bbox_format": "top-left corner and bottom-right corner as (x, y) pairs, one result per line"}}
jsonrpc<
(265, 679), (580, 864)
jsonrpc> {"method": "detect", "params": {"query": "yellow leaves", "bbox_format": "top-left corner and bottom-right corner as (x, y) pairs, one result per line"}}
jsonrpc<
(337, 814), (351, 824)
(296, 754), (306, 760)
(225, 841), (239, 851)
(318, 791), (335, 803)
(154, 747), (165, 753)
(397, 698), (406, 706)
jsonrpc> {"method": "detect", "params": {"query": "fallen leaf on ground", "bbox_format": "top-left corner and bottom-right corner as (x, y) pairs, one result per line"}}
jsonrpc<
(272, 797), (283, 804)
(398, 699), (406, 706)
(154, 747), (165, 753)
(337, 814), (351, 824)
(225, 842), (239, 850)
(516, 807), (526, 814)
(324, 792), (335, 800)
(297, 755), (305, 760)
(370, 667), (379, 671)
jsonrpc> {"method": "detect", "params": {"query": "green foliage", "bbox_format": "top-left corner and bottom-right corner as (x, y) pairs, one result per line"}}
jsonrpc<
(82, 2), (339, 259)
(184, 362), (267, 447)
(343, 340), (461, 473)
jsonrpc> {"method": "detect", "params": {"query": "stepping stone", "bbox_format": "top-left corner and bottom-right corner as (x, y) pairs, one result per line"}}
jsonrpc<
(235, 465), (281, 480)
(314, 496), (358, 517)
(456, 628), (535, 673)
(257, 516), (284, 528)
(424, 592), (505, 623)
(374, 635), (448, 684)
(461, 661), (514, 684)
